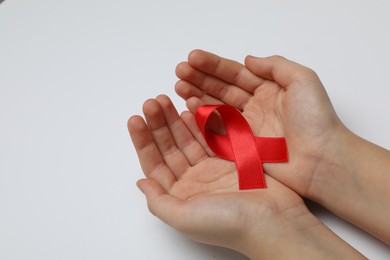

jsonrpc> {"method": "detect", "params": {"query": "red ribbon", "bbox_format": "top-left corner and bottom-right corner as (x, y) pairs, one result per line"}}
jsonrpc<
(195, 104), (288, 190)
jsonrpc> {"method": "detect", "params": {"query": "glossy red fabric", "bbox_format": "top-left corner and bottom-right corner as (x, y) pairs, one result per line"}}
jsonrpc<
(195, 104), (288, 190)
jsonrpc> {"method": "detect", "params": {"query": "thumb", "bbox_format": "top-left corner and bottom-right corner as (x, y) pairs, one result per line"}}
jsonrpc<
(137, 179), (185, 228)
(244, 55), (316, 89)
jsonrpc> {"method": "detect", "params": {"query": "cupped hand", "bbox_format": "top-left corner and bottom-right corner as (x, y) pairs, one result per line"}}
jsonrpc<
(175, 50), (346, 199)
(127, 95), (312, 256)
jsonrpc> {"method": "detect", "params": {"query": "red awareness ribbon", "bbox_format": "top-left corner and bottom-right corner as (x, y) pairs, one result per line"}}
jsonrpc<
(195, 104), (288, 190)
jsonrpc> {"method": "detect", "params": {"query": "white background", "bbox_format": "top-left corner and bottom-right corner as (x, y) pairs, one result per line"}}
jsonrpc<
(1, 0), (390, 259)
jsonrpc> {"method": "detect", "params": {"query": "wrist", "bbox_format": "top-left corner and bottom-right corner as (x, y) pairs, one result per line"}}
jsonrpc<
(238, 203), (364, 259)
(306, 125), (390, 243)
(306, 125), (355, 203)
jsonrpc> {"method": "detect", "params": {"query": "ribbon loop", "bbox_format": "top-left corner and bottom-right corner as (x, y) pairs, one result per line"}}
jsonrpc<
(195, 104), (288, 190)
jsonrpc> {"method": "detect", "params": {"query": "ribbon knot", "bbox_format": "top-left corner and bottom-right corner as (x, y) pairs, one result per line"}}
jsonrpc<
(195, 104), (288, 190)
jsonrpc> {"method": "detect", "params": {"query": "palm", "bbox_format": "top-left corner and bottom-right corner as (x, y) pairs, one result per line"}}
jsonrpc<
(128, 95), (305, 248)
(169, 156), (237, 198)
(175, 50), (342, 196)
(169, 160), (304, 248)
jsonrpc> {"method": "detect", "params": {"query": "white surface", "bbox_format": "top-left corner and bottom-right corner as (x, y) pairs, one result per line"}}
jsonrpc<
(1, 0), (390, 259)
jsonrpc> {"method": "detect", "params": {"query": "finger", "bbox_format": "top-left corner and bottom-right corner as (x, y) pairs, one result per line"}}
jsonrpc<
(128, 115), (176, 190)
(180, 111), (215, 157)
(176, 61), (251, 110)
(183, 97), (227, 152)
(184, 97), (225, 134)
(175, 80), (222, 105)
(175, 83), (226, 136)
(137, 179), (187, 230)
(244, 55), (319, 89)
(155, 95), (209, 165)
(187, 49), (265, 93)
(185, 96), (205, 114)
(143, 99), (190, 179)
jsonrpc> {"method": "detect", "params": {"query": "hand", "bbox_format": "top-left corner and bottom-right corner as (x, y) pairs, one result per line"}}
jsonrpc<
(175, 50), (390, 244)
(175, 50), (345, 200)
(127, 95), (363, 258)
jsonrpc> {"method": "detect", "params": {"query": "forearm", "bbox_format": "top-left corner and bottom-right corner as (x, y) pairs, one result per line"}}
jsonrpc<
(238, 206), (365, 259)
(310, 126), (390, 244)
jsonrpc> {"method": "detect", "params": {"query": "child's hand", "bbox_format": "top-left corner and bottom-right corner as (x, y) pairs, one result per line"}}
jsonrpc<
(128, 95), (362, 259)
(175, 50), (390, 244)
(176, 50), (343, 198)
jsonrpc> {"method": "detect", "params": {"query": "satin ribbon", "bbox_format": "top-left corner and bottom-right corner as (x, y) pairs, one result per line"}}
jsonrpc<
(195, 104), (288, 190)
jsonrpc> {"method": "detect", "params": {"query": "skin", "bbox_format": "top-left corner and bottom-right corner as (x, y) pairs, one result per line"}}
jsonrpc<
(174, 50), (390, 244)
(128, 95), (364, 259)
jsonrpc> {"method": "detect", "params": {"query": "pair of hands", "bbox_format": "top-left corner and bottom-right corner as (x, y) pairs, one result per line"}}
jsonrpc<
(128, 50), (357, 258)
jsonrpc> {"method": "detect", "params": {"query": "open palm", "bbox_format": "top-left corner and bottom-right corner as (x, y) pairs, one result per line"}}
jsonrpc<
(175, 50), (344, 198)
(128, 95), (308, 251)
